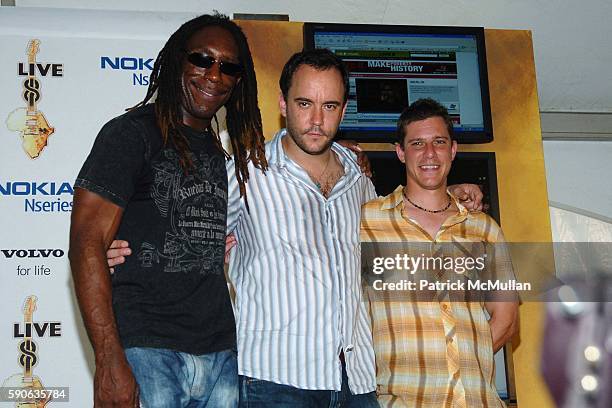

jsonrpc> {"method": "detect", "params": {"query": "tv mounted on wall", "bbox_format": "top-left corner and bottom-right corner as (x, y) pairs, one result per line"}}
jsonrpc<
(303, 23), (494, 144)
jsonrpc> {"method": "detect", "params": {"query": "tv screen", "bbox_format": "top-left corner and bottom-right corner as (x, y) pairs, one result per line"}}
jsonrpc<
(303, 23), (493, 143)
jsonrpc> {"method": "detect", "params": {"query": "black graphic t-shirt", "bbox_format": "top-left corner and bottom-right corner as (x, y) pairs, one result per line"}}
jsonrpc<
(75, 104), (235, 355)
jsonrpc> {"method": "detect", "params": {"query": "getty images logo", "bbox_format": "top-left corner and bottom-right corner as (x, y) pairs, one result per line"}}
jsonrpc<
(0, 181), (73, 213)
(100, 56), (154, 86)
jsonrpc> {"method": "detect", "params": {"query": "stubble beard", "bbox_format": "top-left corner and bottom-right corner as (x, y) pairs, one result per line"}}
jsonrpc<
(286, 123), (335, 156)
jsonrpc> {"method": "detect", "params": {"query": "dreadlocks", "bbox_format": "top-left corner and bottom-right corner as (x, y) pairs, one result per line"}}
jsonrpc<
(131, 13), (267, 206)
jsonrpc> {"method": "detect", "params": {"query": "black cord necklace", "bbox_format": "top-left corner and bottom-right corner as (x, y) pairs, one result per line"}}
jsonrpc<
(404, 189), (451, 213)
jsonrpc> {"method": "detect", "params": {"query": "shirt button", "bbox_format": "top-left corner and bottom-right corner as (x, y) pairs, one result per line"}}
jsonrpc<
(442, 304), (449, 311)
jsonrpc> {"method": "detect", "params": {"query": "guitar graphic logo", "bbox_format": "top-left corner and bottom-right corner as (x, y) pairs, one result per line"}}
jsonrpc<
(6, 40), (55, 159)
(1, 296), (52, 407)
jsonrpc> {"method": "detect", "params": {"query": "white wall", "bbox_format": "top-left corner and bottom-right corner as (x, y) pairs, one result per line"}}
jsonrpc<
(543, 140), (612, 219)
(0, 9), (207, 405)
(550, 206), (612, 242)
(13, 0), (612, 113)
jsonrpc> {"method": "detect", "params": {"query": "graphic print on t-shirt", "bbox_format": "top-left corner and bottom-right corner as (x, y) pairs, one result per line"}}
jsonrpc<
(136, 147), (227, 275)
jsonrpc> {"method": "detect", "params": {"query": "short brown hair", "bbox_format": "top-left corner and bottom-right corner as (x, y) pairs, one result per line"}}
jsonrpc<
(279, 48), (349, 104)
(396, 98), (455, 145)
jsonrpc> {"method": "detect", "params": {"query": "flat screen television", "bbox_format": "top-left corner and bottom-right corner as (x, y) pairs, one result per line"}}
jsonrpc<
(303, 23), (494, 143)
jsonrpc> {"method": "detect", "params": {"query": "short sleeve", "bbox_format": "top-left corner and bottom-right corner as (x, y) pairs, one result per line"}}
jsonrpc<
(486, 219), (515, 281)
(74, 116), (147, 208)
(364, 177), (378, 202)
(483, 216), (519, 302)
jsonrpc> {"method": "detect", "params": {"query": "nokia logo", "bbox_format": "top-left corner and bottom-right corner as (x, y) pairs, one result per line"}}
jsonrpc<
(100, 57), (154, 71)
(0, 182), (74, 196)
(0, 182), (74, 213)
(1, 249), (65, 259)
(100, 56), (154, 86)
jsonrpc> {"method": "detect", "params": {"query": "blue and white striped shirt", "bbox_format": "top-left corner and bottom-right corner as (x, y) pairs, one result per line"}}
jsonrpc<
(226, 129), (377, 393)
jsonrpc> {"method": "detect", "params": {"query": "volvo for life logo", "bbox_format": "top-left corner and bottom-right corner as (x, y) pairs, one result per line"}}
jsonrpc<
(1, 249), (65, 259)
(1, 296), (63, 406)
(5, 39), (63, 159)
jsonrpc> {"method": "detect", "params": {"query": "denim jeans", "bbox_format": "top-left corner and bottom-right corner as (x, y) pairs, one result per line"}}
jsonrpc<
(125, 347), (238, 408)
(239, 364), (379, 407)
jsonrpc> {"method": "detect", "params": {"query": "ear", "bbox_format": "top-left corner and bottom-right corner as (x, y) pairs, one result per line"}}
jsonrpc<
(396, 143), (406, 163)
(279, 91), (287, 118)
(451, 140), (457, 161)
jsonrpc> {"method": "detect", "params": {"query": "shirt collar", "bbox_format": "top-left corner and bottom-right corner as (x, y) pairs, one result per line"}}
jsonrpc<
(268, 128), (362, 176)
(380, 185), (405, 210)
(267, 129), (287, 168)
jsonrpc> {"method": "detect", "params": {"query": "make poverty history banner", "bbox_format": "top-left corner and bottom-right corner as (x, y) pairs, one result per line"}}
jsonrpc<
(0, 8), (196, 406)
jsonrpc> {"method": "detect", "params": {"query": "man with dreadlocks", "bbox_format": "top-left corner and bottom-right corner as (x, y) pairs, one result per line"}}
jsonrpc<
(69, 13), (266, 408)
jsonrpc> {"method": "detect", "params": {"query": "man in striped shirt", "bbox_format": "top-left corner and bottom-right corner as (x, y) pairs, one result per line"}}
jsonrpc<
(226, 49), (380, 407)
(361, 99), (519, 407)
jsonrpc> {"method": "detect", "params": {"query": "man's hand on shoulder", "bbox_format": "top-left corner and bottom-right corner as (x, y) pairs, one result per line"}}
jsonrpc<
(336, 139), (372, 178)
(448, 183), (483, 211)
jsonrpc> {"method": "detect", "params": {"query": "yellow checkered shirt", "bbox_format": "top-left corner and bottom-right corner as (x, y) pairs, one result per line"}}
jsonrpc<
(361, 186), (513, 407)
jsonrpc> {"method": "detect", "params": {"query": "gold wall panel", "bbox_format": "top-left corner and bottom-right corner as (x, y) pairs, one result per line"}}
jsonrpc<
(482, 29), (554, 408)
(236, 20), (303, 138)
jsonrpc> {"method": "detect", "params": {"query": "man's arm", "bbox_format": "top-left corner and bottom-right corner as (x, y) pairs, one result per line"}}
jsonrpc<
(107, 235), (237, 267)
(484, 220), (519, 353)
(486, 299), (519, 353)
(69, 188), (138, 407)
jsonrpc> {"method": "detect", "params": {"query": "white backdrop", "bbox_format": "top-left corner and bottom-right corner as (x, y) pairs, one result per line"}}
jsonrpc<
(0, 8), (197, 406)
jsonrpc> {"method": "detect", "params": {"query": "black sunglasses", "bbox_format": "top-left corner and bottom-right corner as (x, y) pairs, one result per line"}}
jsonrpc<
(185, 52), (243, 77)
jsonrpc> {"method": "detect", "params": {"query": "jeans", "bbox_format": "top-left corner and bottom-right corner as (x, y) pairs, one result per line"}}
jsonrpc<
(239, 364), (379, 407)
(125, 347), (238, 408)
